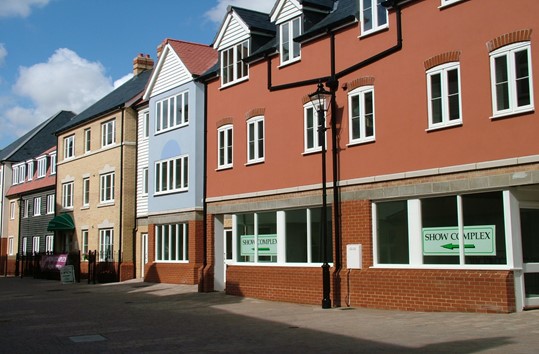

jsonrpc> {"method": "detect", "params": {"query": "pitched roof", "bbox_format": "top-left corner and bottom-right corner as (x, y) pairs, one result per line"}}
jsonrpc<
(0, 110), (75, 163)
(167, 39), (218, 77)
(57, 69), (152, 134)
(231, 7), (275, 35)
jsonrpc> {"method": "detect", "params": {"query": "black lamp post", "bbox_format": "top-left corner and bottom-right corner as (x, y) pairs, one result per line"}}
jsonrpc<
(308, 82), (332, 309)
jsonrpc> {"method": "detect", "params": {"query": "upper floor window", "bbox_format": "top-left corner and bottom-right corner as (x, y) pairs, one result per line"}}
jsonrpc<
(33, 197), (41, 216)
(100, 172), (115, 204)
(101, 120), (116, 147)
(64, 135), (75, 160)
(84, 128), (91, 153)
(280, 17), (301, 65)
(83, 177), (90, 206)
(247, 116), (264, 164)
(218, 125), (233, 169)
(490, 42), (534, 118)
(142, 168), (149, 195)
(303, 102), (327, 154)
(12, 165), (19, 185)
(18, 164), (26, 184)
(221, 40), (249, 86)
(143, 111), (150, 138)
(27, 161), (33, 181)
(62, 182), (74, 209)
(50, 153), (56, 175)
(427, 62), (462, 129)
(10, 201), (15, 219)
(155, 155), (189, 194)
(360, 0), (388, 36)
(47, 194), (55, 214)
(155, 91), (189, 134)
(348, 85), (376, 144)
(37, 157), (47, 178)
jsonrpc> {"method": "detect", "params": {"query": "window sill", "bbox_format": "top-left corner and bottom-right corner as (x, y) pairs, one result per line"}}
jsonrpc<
(425, 121), (462, 132)
(155, 123), (189, 136)
(490, 107), (534, 120)
(97, 202), (115, 208)
(154, 189), (188, 197)
(228, 262), (333, 268)
(278, 57), (301, 69)
(371, 264), (512, 271)
(216, 165), (233, 171)
(359, 25), (389, 39)
(439, 0), (468, 10)
(154, 260), (189, 264)
(347, 138), (375, 147)
(220, 76), (249, 90)
(302, 148), (323, 156)
(245, 159), (264, 167)
(80, 206), (90, 210)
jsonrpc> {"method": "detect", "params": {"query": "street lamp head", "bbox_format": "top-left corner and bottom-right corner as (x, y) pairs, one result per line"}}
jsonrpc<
(308, 82), (332, 112)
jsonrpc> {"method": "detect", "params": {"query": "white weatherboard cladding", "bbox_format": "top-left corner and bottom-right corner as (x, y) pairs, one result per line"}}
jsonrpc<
(152, 48), (192, 97)
(274, 0), (302, 24)
(217, 15), (250, 50)
(136, 109), (149, 217)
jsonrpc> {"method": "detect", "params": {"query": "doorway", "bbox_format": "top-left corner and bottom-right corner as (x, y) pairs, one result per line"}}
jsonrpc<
(141, 233), (148, 279)
(520, 207), (539, 308)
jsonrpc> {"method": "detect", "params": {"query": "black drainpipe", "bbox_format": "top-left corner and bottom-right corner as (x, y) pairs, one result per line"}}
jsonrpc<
(200, 83), (209, 292)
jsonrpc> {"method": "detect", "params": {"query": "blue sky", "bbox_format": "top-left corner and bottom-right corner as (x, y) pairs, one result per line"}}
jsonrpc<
(0, 0), (275, 149)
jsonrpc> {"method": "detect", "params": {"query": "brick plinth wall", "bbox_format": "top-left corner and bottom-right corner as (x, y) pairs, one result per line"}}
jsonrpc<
(336, 269), (515, 313)
(226, 266), (332, 305)
(120, 262), (134, 281)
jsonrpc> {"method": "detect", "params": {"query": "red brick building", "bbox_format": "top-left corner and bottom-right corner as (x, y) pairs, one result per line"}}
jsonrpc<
(202, 0), (539, 313)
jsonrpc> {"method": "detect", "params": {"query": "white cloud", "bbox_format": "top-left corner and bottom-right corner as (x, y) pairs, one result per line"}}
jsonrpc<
(205, 0), (275, 24)
(0, 48), (116, 147)
(0, 0), (49, 18)
(113, 73), (134, 89)
(0, 43), (7, 66)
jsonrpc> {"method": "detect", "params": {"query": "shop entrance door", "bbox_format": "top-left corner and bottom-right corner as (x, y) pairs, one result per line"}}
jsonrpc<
(520, 207), (539, 308)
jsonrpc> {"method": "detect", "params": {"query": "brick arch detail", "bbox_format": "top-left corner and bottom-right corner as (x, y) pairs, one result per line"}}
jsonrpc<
(347, 76), (375, 92)
(216, 117), (233, 128)
(245, 108), (265, 120)
(486, 29), (533, 52)
(424, 51), (461, 71)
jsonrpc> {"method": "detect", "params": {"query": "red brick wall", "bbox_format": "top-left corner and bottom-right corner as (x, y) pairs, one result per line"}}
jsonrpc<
(144, 220), (204, 285)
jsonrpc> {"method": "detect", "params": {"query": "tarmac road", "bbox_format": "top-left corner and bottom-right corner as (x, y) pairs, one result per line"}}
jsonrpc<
(0, 277), (538, 353)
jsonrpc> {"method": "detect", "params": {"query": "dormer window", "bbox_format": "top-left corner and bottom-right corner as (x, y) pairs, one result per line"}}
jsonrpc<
(37, 157), (47, 178)
(280, 17), (301, 65)
(221, 40), (249, 86)
(360, 0), (388, 36)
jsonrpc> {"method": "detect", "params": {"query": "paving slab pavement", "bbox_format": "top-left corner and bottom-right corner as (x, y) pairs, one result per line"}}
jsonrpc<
(0, 277), (537, 353)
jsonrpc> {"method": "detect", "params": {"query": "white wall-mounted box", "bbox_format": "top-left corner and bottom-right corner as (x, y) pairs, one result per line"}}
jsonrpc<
(346, 244), (362, 269)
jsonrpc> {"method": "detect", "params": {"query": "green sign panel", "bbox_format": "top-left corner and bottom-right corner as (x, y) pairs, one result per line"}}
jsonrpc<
(422, 225), (496, 256)
(240, 234), (277, 256)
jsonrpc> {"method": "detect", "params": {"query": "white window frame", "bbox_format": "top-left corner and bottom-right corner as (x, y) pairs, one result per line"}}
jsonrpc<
(8, 236), (14, 256)
(360, 0), (389, 36)
(303, 102), (327, 154)
(142, 168), (149, 195)
(218, 125), (233, 169)
(46, 194), (55, 214)
(23, 199), (29, 218)
(101, 120), (116, 147)
(50, 153), (56, 175)
(18, 164), (26, 183)
(155, 91), (189, 134)
(12, 165), (19, 185)
(37, 157), (47, 178)
(81, 230), (89, 255)
(426, 62), (462, 129)
(22, 237), (27, 255)
(83, 177), (90, 206)
(64, 135), (75, 160)
(62, 182), (74, 209)
(490, 42), (534, 118)
(155, 223), (189, 262)
(247, 116), (264, 164)
(154, 155), (189, 195)
(99, 172), (115, 204)
(84, 128), (91, 153)
(348, 85), (376, 144)
(280, 17), (302, 65)
(45, 235), (54, 253)
(10, 201), (15, 220)
(27, 161), (33, 181)
(33, 197), (41, 216)
(143, 111), (150, 138)
(99, 228), (114, 261)
(221, 40), (249, 87)
(32, 236), (40, 254)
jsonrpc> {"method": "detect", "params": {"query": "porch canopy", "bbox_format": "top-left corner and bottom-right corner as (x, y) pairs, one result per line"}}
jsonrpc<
(47, 213), (75, 231)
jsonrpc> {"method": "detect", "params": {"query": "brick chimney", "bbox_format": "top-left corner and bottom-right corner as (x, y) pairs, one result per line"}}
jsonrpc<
(133, 53), (154, 75)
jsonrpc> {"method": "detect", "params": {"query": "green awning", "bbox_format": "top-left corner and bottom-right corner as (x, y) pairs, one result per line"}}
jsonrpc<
(47, 213), (75, 231)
